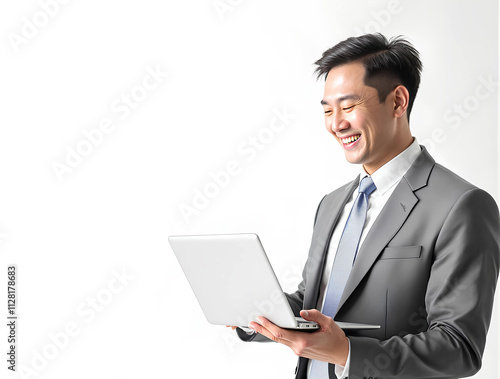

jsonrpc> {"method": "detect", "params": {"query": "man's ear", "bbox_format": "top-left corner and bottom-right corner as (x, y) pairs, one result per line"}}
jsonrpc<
(392, 85), (410, 118)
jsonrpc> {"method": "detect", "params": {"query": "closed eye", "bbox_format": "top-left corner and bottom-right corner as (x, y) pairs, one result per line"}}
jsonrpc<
(324, 104), (355, 115)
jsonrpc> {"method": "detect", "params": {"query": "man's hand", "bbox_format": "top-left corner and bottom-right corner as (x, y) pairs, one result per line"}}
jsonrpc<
(248, 309), (349, 366)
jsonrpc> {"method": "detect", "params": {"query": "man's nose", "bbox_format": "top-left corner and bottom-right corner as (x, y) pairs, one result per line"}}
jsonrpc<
(330, 112), (349, 134)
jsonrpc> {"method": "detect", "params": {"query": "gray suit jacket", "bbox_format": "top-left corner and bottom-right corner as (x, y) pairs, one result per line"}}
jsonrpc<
(238, 147), (500, 379)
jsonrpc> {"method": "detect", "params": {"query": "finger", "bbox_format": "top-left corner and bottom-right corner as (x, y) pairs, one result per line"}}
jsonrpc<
(248, 320), (289, 345)
(248, 321), (273, 339)
(251, 318), (313, 357)
(255, 317), (295, 343)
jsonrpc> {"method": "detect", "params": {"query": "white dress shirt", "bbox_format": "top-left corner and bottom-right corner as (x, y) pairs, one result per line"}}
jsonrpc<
(308, 138), (422, 378)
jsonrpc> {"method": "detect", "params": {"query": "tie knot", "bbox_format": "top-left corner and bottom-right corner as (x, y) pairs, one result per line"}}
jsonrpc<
(358, 176), (376, 196)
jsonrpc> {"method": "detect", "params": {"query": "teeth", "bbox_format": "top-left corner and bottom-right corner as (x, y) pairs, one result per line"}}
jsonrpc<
(342, 135), (360, 144)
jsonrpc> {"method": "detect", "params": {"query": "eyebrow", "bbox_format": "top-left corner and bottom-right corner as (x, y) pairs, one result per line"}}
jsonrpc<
(320, 94), (361, 106)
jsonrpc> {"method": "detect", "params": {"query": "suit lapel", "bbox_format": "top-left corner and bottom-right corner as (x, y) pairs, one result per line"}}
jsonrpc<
(336, 179), (418, 312)
(335, 147), (435, 314)
(303, 178), (359, 310)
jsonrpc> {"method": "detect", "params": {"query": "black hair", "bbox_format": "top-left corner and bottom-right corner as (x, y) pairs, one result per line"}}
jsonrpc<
(314, 33), (423, 120)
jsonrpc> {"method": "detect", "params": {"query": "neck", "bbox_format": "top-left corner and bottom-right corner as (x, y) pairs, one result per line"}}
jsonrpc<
(363, 135), (414, 175)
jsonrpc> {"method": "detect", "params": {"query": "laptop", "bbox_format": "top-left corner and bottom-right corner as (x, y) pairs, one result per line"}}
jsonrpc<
(168, 233), (379, 331)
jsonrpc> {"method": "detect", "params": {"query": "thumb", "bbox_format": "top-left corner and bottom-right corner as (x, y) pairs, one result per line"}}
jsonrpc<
(300, 309), (328, 323)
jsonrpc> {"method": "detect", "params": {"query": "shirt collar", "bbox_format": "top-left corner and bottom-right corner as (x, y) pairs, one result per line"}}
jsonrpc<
(359, 138), (422, 196)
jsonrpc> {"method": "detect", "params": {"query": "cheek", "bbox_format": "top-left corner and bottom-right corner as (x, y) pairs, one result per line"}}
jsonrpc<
(348, 112), (363, 126)
(325, 118), (334, 134)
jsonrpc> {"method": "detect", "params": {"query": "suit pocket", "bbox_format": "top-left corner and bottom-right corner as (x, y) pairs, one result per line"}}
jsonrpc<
(379, 245), (422, 260)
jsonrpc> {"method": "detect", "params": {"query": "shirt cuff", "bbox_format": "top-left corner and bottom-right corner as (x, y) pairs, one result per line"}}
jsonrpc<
(335, 339), (351, 379)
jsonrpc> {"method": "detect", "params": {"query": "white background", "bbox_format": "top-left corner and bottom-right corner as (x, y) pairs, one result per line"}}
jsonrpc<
(0, 0), (498, 378)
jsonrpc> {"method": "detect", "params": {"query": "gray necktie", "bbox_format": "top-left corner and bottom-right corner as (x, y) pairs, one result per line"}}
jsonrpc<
(309, 176), (376, 378)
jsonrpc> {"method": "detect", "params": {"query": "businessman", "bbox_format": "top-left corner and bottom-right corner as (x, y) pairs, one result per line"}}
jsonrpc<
(233, 34), (500, 378)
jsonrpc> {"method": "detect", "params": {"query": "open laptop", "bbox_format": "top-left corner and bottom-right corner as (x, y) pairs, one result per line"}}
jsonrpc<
(169, 233), (379, 331)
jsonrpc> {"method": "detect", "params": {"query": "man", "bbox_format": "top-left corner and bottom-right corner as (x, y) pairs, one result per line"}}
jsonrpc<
(233, 34), (500, 378)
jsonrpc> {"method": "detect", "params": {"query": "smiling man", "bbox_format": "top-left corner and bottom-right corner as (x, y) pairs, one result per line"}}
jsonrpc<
(320, 62), (412, 175)
(234, 34), (500, 379)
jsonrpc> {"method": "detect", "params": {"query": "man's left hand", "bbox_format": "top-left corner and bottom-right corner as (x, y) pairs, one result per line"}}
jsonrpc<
(248, 309), (349, 366)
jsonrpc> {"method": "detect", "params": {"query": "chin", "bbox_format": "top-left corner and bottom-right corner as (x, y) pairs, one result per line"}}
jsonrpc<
(343, 153), (363, 165)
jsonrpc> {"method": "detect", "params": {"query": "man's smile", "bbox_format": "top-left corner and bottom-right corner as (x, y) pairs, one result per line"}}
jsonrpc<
(340, 134), (361, 149)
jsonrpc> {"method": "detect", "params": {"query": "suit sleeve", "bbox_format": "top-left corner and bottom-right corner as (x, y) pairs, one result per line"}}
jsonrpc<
(286, 194), (328, 316)
(349, 188), (500, 378)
